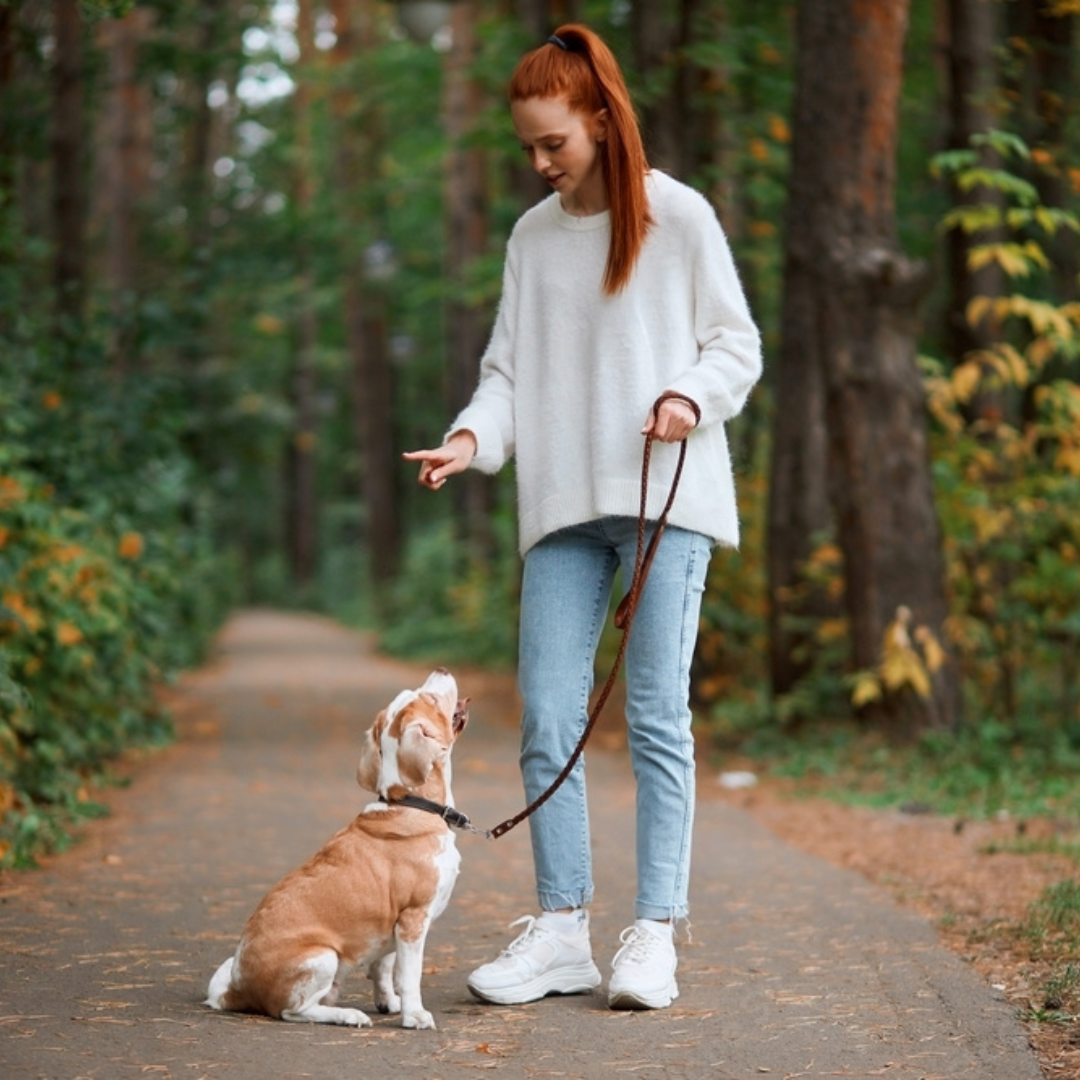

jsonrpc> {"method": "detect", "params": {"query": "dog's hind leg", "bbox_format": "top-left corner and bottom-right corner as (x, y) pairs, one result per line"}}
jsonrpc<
(369, 951), (400, 1015)
(281, 951), (372, 1027)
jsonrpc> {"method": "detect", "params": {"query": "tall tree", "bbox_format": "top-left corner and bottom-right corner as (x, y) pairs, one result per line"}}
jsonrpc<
(943, 0), (1004, 368)
(286, 0), (320, 590)
(100, 7), (154, 374)
(444, 0), (495, 555)
(52, 0), (86, 330)
(772, 0), (961, 734)
(330, 0), (401, 588)
(0, 2), (15, 202)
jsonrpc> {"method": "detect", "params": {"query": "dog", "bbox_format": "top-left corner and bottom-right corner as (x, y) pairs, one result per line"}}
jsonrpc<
(205, 669), (468, 1029)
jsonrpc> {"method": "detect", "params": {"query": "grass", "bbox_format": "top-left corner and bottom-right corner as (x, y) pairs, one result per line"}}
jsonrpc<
(714, 716), (1080, 823)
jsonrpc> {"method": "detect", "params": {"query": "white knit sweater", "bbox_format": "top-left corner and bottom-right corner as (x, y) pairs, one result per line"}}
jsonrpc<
(451, 169), (762, 555)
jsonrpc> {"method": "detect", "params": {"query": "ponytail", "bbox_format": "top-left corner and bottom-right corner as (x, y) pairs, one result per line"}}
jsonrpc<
(509, 24), (653, 296)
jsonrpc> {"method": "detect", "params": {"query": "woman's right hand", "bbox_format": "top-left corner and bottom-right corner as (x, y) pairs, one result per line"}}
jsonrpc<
(402, 430), (477, 490)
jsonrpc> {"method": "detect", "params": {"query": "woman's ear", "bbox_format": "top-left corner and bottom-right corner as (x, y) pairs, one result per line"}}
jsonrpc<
(593, 107), (609, 144)
(356, 711), (387, 793)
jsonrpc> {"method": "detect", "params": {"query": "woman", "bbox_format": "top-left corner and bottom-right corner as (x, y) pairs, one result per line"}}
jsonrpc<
(404, 23), (761, 1011)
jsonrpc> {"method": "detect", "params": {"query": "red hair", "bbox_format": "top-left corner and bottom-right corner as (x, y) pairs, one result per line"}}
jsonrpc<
(509, 24), (653, 296)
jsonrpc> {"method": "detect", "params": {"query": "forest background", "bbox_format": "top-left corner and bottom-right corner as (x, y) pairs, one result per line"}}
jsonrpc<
(1, 0), (1079, 872)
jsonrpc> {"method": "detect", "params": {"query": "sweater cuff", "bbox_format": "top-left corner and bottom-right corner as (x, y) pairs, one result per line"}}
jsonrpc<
(446, 407), (508, 474)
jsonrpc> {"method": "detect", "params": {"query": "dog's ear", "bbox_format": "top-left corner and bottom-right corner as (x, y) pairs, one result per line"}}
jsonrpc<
(397, 718), (447, 789)
(453, 697), (470, 738)
(356, 711), (387, 793)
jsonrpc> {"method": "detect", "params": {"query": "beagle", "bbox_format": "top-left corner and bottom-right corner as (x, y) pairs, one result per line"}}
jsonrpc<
(205, 669), (468, 1029)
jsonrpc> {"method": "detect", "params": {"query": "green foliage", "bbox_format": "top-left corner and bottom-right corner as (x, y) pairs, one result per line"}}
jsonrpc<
(0, 311), (236, 867)
(925, 134), (1080, 734)
(377, 515), (520, 671)
(723, 716), (1080, 823)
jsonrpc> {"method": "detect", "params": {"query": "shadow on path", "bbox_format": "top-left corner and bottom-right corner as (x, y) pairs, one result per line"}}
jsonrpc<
(0, 610), (1041, 1079)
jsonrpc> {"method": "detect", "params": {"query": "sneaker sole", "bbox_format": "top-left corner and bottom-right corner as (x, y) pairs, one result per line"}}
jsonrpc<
(467, 962), (602, 1006)
(607, 981), (679, 1011)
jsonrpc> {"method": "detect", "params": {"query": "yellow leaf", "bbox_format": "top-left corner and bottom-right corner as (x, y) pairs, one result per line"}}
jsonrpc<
(914, 627), (947, 673)
(851, 675), (882, 709)
(0, 476), (26, 510)
(965, 295), (995, 329)
(118, 532), (144, 560)
(951, 360), (982, 403)
(1056, 444), (1080, 476)
(253, 313), (287, 335)
(768, 114), (790, 143)
(1, 593), (42, 633)
(880, 649), (932, 698)
(56, 621), (83, 646)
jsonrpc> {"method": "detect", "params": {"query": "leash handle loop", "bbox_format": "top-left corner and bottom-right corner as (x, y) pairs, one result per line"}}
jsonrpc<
(486, 391), (699, 842)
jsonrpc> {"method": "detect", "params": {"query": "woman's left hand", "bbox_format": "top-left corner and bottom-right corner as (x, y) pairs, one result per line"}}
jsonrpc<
(642, 398), (699, 443)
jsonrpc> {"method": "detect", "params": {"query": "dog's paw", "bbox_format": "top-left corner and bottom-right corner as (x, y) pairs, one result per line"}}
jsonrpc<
(401, 1007), (436, 1030)
(337, 1008), (373, 1028)
(376, 990), (401, 1015)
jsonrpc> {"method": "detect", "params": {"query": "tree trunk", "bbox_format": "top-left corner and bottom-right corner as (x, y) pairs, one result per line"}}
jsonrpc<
(766, 0), (836, 703)
(777, 0), (961, 735)
(100, 7), (154, 376)
(287, 0), (320, 591)
(444, 0), (495, 556)
(631, 0), (682, 174)
(0, 2), (15, 201)
(944, 0), (1003, 371)
(52, 0), (85, 331)
(330, 0), (401, 587)
(183, 0), (234, 261)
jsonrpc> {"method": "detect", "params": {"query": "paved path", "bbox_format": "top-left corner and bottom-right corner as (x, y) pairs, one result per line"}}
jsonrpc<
(0, 611), (1042, 1079)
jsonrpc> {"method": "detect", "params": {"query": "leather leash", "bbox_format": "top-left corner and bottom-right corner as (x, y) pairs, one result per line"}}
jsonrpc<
(484, 390), (700, 841)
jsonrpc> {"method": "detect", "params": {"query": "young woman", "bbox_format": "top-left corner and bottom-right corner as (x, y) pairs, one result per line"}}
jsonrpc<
(404, 24), (761, 1011)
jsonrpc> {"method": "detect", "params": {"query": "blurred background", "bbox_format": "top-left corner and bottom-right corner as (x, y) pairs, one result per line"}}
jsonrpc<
(2, 0), (1079, 863)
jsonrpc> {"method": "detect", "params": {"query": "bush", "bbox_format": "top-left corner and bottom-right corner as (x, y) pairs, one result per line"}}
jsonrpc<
(0, 330), (235, 867)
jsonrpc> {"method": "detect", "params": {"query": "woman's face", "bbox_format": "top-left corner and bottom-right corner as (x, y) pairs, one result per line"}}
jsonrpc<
(511, 95), (608, 215)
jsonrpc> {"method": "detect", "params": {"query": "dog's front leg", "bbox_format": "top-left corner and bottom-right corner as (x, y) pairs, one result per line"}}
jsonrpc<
(394, 916), (435, 1030)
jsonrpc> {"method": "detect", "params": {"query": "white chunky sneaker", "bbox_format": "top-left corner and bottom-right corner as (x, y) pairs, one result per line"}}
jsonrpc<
(467, 912), (602, 1005)
(607, 919), (679, 1010)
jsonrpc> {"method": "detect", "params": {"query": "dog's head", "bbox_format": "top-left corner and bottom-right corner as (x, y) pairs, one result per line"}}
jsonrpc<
(356, 669), (469, 799)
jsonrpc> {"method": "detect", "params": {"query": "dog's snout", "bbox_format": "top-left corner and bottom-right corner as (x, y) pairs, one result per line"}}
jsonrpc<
(420, 670), (459, 717)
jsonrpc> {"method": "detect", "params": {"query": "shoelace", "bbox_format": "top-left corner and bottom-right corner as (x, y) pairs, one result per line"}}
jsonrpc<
(613, 926), (664, 967)
(501, 915), (552, 957)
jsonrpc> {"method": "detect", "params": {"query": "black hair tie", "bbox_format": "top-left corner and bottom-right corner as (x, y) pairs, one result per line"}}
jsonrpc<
(547, 34), (568, 50)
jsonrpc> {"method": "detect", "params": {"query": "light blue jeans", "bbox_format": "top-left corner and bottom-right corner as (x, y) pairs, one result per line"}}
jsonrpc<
(518, 516), (711, 922)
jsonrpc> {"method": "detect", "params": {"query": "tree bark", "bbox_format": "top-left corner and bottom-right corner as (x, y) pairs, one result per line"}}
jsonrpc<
(330, 0), (401, 587)
(287, 0), (320, 590)
(631, 0), (682, 174)
(0, 2), (15, 201)
(52, 0), (86, 331)
(100, 7), (154, 375)
(444, 0), (495, 556)
(774, 0), (961, 734)
(943, 0), (1004, 397)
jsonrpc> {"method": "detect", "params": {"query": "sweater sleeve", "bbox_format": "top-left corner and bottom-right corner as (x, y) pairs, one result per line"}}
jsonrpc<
(445, 245), (519, 474)
(665, 199), (762, 427)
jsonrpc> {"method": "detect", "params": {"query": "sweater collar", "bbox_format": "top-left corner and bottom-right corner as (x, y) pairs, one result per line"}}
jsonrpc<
(549, 195), (610, 232)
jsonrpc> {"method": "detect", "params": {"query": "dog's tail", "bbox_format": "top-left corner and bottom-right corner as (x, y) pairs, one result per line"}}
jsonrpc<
(205, 955), (236, 1010)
